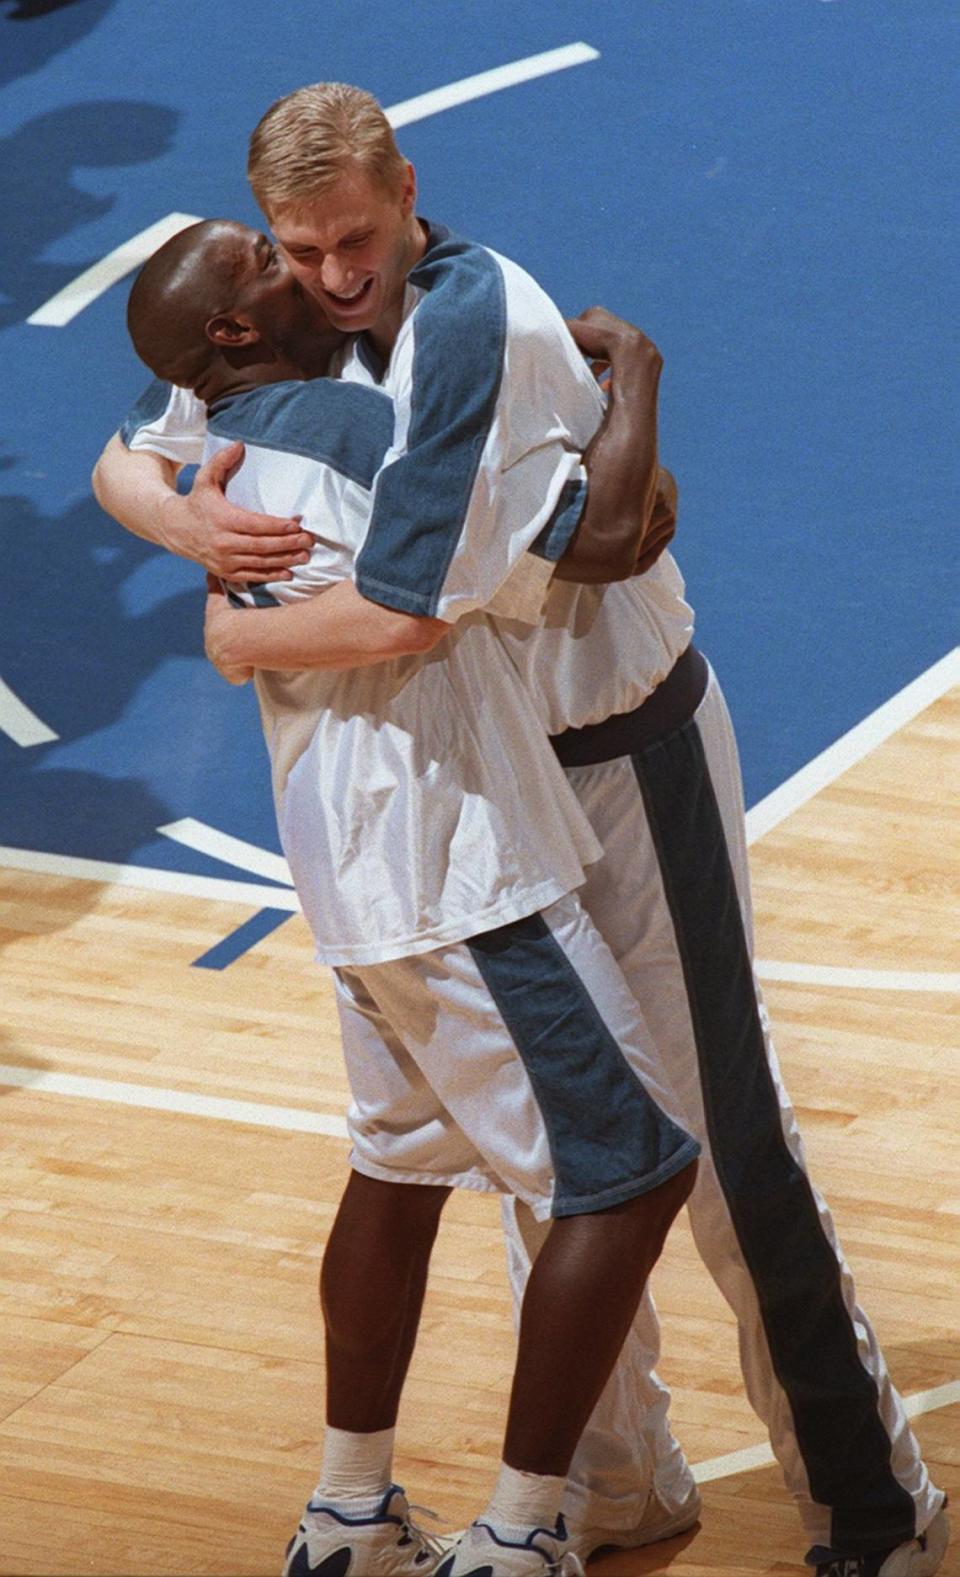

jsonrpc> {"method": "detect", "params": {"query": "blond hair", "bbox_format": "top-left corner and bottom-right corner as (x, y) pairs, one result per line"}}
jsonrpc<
(248, 82), (407, 216)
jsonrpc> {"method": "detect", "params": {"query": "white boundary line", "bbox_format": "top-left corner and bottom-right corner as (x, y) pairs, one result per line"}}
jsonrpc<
(157, 817), (294, 887)
(746, 648), (959, 845)
(1, 1049), (957, 1484)
(0, 844), (301, 911)
(691, 1380), (960, 1484)
(0, 677), (59, 747)
(755, 962), (960, 993)
(385, 42), (599, 129)
(26, 44), (600, 329)
(0, 1063), (346, 1137)
(4, 1053), (957, 1484)
(27, 213), (202, 327)
(1, 646), (957, 914)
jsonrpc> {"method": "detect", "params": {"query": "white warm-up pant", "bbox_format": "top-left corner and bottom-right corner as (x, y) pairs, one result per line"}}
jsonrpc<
(501, 669), (942, 1564)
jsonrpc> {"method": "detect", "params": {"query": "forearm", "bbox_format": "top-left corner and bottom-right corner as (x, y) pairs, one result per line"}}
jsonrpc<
(91, 432), (188, 555)
(208, 579), (448, 675)
(554, 356), (660, 584)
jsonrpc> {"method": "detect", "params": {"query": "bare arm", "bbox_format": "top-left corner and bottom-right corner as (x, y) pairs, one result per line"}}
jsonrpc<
(91, 432), (315, 584)
(553, 308), (669, 584)
(203, 576), (449, 684)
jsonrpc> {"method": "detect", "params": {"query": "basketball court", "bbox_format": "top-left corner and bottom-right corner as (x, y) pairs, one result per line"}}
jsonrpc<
(1, 3), (956, 1572)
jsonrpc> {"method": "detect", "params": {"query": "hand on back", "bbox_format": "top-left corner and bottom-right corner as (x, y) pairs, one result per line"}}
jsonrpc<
(172, 442), (314, 583)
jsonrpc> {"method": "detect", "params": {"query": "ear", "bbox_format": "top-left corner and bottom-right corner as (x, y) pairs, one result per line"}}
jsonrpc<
(206, 313), (260, 348)
(400, 159), (417, 217)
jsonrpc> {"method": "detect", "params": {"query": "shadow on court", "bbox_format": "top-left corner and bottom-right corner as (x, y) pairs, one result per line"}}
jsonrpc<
(1, 482), (276, 921)
(0, 0), (120, 91)
(0, 99), (178, 327)
(0, 490), (196, 876)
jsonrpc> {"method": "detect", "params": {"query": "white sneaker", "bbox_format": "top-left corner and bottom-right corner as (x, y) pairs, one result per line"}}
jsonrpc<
(434, 1517), (585, 1576)
(815, 1506), (950, 1577)
(565, 1479), (702, 1561)
(282, 1484), (448, 1576)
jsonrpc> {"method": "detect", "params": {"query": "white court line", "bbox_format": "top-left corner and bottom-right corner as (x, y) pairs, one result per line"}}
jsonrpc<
(26, 45), (599, 329)
(746, 647), (959, 845)
(691, 1380), (960, 1483)
(0, 677), (58, 747)
(0, 1053), (956, 1486)
(27, 212), (202, 327)
(3, 1055), (956, 1486)
(755, 962), (960, 993)
(385, 42), (599, 128)
(0, 1063), (346, 1138)
(2, 646), (957, 911)
(0, 844), (300, 911)
(158, 817), (294, 887)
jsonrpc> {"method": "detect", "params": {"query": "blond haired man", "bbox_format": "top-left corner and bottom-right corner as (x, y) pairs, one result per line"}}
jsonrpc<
(93, 82), (947, 1577)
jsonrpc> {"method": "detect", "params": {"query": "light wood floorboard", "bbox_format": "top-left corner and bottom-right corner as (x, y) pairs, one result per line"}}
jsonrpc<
(0, 691), (956, 1573)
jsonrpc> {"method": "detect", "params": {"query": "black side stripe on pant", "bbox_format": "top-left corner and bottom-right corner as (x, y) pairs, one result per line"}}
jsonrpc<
(631, 718), (916, 1558)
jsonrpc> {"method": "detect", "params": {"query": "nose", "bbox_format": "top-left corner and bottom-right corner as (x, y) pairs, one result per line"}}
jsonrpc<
(320, 254), (353, 296)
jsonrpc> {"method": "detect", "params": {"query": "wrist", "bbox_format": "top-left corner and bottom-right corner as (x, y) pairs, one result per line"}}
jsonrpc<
(610, 350), (661, 401)
(157, 489), (192, 559)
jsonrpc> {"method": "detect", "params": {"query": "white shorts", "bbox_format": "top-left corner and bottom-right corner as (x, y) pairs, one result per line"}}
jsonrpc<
(333, 890), (699, 1221)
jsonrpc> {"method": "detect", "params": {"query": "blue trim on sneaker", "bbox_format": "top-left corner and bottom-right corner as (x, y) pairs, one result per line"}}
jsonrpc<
(434, 1514), (569, 1577)
(287, 1546), (349, 1577)
(474, 1513), (568, 1550)
(303, 1483), (406, 1527)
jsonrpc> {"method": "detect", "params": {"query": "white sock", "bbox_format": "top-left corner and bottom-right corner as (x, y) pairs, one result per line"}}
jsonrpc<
(483, 1462), (568, 1533)
(315, 1425), (396, 1503)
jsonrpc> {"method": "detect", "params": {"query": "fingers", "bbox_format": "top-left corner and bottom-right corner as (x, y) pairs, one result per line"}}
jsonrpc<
(222, 530), (312, 555)
(200, 494), (306, 539)
(218, 549), (312, 583)
(568, 306), (661, 376)
(198, 441), (245, 490)
(567, 317), (613, 359)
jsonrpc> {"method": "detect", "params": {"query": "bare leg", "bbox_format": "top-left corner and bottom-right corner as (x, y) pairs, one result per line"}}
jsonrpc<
(505, 1160), (697, 1475)
(320, 1169), (450, 1432)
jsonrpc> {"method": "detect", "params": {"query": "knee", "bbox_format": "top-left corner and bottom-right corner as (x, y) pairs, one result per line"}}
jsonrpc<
(639, 1157), (698, 1247)
(606, 1157), (697, 1255)
(664, 1156), (698, 1213)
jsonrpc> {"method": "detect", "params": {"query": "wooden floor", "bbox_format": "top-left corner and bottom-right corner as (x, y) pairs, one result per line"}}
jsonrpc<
(0, 690), (957, 1577)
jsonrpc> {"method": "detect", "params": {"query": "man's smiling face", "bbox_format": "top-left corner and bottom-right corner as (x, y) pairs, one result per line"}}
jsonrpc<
(270, 162), (418, 343)
(227, 225), (344, 375)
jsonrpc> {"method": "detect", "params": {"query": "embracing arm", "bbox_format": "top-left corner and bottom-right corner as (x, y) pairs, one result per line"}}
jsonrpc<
(204, 576), (448, 684)
(553, 308), (672, 584)
(91, 431), (315, 583)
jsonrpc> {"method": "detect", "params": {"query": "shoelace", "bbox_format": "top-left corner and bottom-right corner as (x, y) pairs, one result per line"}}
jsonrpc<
(395, 1502), (454, 1565)
(546, 1552), (585, 1577)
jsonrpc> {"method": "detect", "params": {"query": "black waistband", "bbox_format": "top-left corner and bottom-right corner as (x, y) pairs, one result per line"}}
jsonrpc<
(549, 643), (709, 768)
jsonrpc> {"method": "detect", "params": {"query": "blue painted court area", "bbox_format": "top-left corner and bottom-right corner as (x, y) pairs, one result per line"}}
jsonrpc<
(1, 2), (956, 941)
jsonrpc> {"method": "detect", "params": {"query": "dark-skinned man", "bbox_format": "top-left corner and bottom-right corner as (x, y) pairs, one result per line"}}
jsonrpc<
(124, 217), (699, 1577)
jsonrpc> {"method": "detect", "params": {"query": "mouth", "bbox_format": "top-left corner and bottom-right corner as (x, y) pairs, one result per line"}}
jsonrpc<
(322, 277), (374, 313)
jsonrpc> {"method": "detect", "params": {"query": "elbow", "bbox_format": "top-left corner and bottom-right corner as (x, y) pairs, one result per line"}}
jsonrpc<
(383, 612), (449, 657)
(91, 433), (123, 508)
(401, 614), (449, 654)
(557, 540), (637, 585)
(90, 455), (107, 507)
